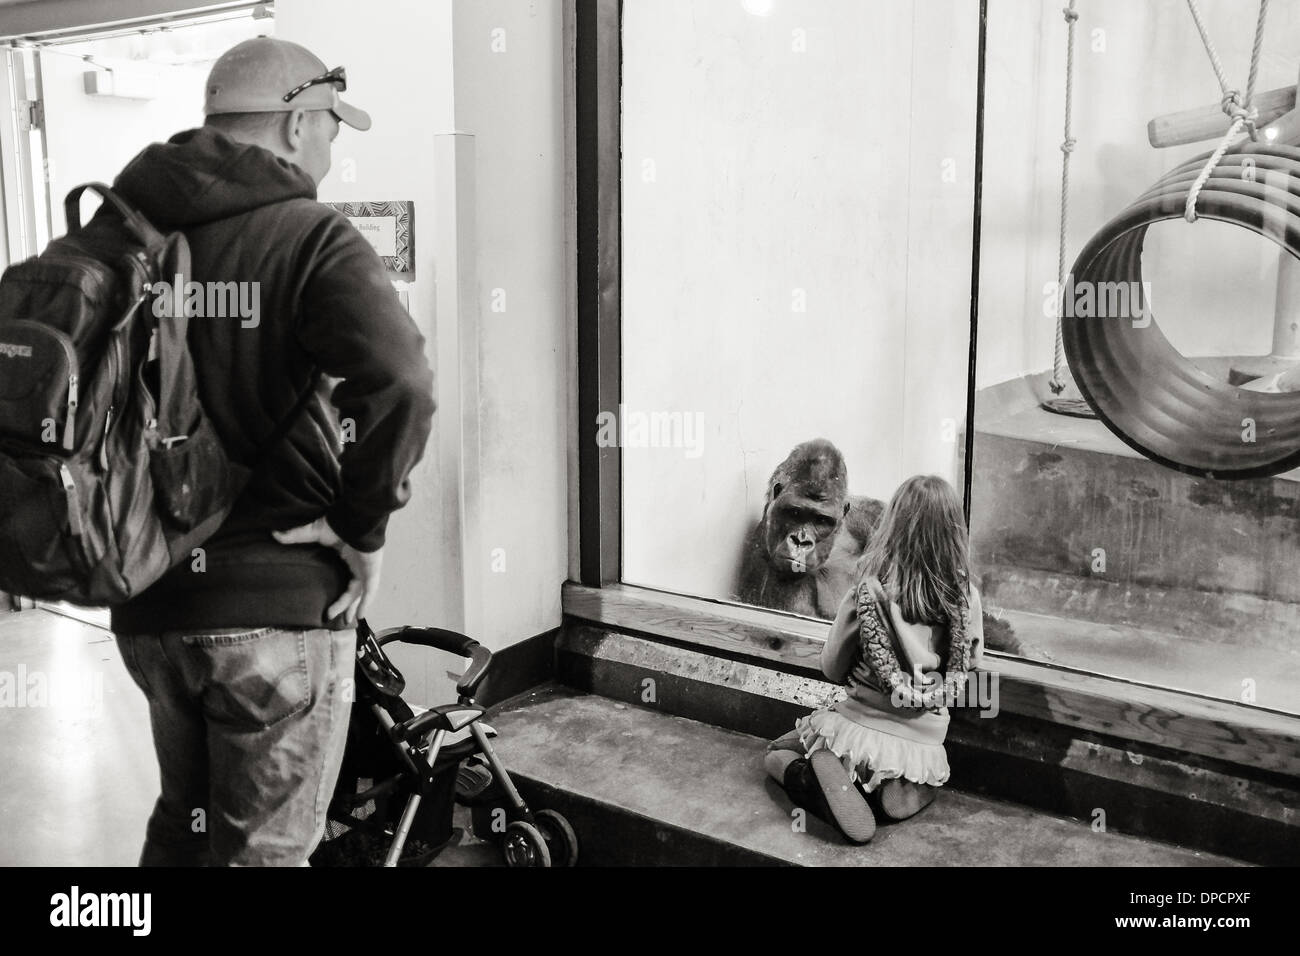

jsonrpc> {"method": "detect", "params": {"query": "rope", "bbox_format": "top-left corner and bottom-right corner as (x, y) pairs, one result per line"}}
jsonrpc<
(1184, 0), (1270, 222)
(1186, 0), (1233, 96)
(1050, 0), (1080, 395)
(1246, 0), (1269, 111)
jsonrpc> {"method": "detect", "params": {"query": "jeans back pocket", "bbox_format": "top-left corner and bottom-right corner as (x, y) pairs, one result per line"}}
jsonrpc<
(182, 627), (311, 730)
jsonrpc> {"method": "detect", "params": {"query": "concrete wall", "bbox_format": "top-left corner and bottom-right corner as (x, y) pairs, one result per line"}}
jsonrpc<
(620, 0), (979, 605)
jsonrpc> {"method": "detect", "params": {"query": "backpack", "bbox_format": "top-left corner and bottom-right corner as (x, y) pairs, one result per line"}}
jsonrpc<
(0, 182), (312, 606)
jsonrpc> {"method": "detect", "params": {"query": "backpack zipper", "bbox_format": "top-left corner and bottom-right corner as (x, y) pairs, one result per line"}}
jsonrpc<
(58, 463), (84, 539)
(62, 372), (79, 451)
(99, 406), (113, 471)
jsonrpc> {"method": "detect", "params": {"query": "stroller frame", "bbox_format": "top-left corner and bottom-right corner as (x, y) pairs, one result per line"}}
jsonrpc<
(326, 619), (577, 867)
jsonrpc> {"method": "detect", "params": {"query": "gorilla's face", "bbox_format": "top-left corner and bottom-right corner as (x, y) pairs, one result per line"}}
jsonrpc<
(763, 483), (851, 576)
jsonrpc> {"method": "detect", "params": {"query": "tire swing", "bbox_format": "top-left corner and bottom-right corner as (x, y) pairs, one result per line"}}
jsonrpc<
(1062, 0), (1300, 479)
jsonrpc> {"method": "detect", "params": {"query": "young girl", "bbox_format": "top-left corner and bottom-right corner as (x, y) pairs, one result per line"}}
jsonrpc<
(764, 474), (984, 844)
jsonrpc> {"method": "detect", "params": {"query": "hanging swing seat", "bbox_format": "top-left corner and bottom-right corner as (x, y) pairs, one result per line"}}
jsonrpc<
(1060, 0), (1300, 478)
(1062, 142), (1300, 479)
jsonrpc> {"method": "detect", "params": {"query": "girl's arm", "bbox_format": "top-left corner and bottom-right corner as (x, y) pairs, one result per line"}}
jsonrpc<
(858, 577), (967, 710)
(945, 585), (977, 675)
(821, 588), (861, 683)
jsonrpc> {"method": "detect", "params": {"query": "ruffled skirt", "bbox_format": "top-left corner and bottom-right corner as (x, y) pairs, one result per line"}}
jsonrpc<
(795, 694), (951, 793)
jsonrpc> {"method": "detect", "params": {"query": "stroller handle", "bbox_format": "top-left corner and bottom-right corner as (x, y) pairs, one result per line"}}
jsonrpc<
(370, 624), (493, 698)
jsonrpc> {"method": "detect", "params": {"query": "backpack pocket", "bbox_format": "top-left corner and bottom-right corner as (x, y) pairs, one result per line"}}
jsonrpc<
(0, 453), (104, 599)
(0, 320), (80, 451)
(0, 252), (114, 345)
(148, 412), (234, 532)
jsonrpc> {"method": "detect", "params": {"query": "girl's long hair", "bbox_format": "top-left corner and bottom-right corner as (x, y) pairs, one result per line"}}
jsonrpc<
(858, 474), (971, 626)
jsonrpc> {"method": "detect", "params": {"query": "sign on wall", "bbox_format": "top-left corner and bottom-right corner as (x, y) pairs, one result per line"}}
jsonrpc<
(326, 200), (414, 275)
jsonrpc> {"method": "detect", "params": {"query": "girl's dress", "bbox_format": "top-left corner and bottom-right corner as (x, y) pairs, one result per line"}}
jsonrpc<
(795, 580), (984, 793)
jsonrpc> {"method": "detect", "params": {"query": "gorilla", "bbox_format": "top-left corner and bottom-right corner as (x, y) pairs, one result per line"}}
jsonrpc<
(736, 439), (884, 619)
(736, 438), (1027, 656)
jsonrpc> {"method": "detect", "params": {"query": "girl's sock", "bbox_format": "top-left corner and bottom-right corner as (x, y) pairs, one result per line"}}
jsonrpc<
(764, 749), (798, 783)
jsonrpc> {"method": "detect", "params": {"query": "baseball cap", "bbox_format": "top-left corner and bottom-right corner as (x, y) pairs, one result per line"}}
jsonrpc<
(204, 37), (372, 131)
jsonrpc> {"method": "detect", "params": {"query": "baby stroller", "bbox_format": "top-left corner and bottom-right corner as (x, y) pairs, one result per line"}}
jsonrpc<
(311, 619), (578, 867)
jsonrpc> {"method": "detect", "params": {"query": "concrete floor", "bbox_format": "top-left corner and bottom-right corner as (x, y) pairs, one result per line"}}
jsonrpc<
(0, 608), (157, 866)
(0, 607), (501, 867)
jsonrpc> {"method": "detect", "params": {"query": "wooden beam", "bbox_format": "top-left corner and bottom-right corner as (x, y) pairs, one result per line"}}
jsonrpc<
(1148, 85), (1295, 148)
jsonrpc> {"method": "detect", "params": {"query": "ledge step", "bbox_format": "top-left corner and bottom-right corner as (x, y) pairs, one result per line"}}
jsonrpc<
(485, 684), (1243, 867)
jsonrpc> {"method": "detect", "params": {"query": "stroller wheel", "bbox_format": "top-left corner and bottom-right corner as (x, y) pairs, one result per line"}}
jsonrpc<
(502, 821), (551, 867)
(535, 809), (579, 867)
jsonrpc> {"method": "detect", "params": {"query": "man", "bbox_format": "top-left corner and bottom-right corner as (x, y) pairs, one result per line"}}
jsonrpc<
(108, 37), (435, 866)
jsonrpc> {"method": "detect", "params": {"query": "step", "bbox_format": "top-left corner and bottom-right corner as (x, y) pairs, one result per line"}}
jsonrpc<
(484, 683), (1244, 867)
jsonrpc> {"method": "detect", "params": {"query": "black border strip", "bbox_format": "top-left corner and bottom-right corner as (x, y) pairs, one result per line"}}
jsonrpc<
(962, 0), (988, 523)
(575, 0), (622, 586)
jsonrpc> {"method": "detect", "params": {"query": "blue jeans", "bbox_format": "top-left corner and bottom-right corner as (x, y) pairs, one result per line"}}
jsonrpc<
(116, 626), (355, 866)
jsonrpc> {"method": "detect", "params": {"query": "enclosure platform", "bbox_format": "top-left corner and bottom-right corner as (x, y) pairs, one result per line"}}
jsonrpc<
(970, 374), (1300, 712)
(484, 683), (1241, 867)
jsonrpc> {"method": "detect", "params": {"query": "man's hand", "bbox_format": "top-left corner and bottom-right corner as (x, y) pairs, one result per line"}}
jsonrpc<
(272, 517), (382, 626)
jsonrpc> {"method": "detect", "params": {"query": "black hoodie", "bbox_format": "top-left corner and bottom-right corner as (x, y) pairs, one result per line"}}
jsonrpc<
(109, 127), (435, 635)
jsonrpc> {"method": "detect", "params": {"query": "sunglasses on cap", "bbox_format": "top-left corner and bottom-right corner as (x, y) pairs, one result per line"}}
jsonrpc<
(282, 65), (346, 103)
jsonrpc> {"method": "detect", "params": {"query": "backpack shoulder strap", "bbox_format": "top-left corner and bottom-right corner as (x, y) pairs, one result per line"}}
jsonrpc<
(65, 182), (160, 245)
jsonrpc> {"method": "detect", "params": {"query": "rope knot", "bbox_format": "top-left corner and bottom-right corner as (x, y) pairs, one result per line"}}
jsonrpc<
(1221, 89), (1247, 118)
(1060, 137), (1077, 154)
(1062, 6), (1079, 22)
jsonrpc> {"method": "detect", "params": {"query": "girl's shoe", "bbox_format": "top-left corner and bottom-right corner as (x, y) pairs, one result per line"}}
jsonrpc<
(877, 778), (938, 821)
(784, 751), (876, 844)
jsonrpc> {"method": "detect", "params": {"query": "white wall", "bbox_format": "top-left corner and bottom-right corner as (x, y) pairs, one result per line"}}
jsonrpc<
(277, 0), (569, 701)
(449, 0), (568, 649)
(976, 0), (1300, 390)
(620, 0), (979, 604)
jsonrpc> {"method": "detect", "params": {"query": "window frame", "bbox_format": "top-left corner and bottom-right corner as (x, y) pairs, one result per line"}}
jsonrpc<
(570, 0), (1300, 769)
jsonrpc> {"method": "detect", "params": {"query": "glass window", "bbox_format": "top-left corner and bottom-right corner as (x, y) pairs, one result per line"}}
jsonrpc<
(620, 0), (980, 621)
(970, 0), (1300, 714)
